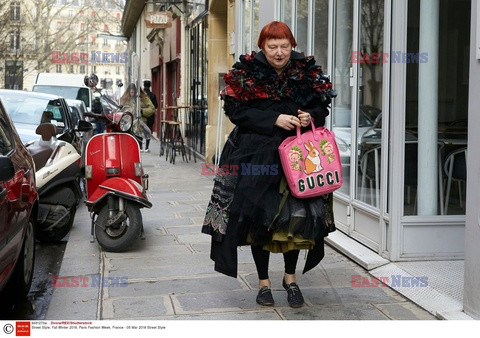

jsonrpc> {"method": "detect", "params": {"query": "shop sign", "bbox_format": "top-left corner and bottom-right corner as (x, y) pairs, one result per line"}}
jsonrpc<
(145, 11), (173, 29)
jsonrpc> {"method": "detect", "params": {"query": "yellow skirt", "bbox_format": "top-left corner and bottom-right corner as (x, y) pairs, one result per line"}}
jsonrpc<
(248, 231), (315, 253)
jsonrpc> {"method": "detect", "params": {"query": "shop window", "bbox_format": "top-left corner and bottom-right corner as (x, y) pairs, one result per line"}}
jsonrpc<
(404, 0), (470, 216)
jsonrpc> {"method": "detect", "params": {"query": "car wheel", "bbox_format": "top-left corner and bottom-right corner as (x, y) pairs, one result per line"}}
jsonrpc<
(8, 218), (36, 299)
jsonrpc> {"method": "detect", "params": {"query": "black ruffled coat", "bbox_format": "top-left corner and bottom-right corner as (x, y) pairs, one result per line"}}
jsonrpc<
(202, 50), (336, 278)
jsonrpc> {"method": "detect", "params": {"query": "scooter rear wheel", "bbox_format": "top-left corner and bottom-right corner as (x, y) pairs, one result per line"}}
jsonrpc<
(95, 202), (142, 252)
(36, 205), (76, 243)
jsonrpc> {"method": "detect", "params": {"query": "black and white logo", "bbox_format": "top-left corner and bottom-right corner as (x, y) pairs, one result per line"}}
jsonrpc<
(3, 324), (14, 334)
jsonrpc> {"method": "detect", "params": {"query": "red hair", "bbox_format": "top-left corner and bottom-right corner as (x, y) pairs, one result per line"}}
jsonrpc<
(257, 21), (297, 49)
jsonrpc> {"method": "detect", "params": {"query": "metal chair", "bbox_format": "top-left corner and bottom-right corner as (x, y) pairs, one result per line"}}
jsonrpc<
(359, 145), (381, 207)
(443, 147), (467, 214)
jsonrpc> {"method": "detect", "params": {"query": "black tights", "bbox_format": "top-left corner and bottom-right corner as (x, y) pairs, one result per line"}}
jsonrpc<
(251, 246), (300, 280)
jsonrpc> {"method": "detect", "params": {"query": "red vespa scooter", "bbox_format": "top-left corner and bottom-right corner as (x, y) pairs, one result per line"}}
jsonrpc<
(83, 75), (152, 252)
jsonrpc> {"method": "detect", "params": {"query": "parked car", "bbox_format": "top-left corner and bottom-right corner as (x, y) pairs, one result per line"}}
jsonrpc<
(66, 99), (87, 127)
(0, 90), (92, 160)
(0, 98), (38, 299)
(332, 105), (376, 166)
(32, 72), (93, 112)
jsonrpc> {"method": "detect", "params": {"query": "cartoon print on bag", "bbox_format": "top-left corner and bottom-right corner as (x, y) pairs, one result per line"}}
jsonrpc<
(288, 146), (304, 171)
(319, 139), (336, 164)
(304, 140), (323, 174)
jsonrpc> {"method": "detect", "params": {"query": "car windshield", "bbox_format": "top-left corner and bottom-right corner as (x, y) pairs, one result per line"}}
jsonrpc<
(0, 92), (66, 134)
(33, 85), (90, 109)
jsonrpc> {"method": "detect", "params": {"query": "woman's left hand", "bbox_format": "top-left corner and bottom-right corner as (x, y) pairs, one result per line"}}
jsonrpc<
(297, 110), (312, 127)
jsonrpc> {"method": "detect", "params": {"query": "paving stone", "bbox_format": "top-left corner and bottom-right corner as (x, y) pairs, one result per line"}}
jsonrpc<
(306, 286), (403, 305)
(308, 266), (365, 288)
(174, 200), (211, 206)
(118, 234), (178, 248)
(107, 263), (217, 280)
(104, 295), (172, 319)
(147, 203), (200, 212)
(191, 243), (211, 253)
(176, 211), (209, 218)
(165, 225), (203, 235)
(176, 233), (211, 244)
(59, 255), (100, 277)
(174, 289), (291, 312)
(107, 253), (210, 270)
(280, 303), (390, 320)
(62, 238), (99, 259)
(373, 302), (437, 320)
(107, 276), (245, 298)
(140, 310), (281, 320)
(46, 277), (100, 320)
(190, 216), (206, 224)
(147, 217), (195, 227)
(104, 244), (192, 259)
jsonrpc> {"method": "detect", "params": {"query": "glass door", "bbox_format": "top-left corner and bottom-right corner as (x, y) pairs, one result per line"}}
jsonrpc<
(355, 0), (385, 209)
(332, 0), (387, 250)
(331, 0), (354, 197)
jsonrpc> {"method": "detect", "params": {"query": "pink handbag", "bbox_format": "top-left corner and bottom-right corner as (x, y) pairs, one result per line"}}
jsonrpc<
(278, 118), (343, 198)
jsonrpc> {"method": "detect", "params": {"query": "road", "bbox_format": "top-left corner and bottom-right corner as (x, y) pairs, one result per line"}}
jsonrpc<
(0, 239), (67, 319)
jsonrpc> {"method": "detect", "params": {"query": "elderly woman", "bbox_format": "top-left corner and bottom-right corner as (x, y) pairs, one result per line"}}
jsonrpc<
(202, 21), (336, 308)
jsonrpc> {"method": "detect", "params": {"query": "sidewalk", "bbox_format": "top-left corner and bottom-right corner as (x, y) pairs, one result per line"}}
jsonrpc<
(46, 141), (436, 320)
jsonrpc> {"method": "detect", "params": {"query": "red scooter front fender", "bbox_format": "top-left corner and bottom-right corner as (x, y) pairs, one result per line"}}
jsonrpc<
(86, 177), (152, 212)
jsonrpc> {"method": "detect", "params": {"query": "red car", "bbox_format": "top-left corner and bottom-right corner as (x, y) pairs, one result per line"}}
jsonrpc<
(0, 98), (38, 299)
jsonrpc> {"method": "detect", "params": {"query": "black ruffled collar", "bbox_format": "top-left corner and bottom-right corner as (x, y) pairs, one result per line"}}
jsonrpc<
(222, 50), (335, 105)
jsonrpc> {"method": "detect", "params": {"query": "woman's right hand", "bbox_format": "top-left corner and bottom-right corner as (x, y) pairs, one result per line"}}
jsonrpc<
(275, 114), (300, 130)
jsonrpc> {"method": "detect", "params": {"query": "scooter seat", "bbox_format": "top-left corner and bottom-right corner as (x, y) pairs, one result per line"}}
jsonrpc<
(36, 123), (57, 141)
(28, 144), (54, 171)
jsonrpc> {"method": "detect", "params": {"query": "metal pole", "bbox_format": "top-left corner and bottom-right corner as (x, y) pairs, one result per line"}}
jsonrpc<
(417, 0), (439, 215)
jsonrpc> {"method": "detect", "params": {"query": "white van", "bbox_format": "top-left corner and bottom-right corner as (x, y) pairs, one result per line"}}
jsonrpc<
(32, 73), (93, 112)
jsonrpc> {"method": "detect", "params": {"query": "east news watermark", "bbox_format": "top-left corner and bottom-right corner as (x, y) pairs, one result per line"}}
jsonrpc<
(51, 274), (128, 287)
(51, 50), (128, 64)
(352, 51), (429, 64)
(201, 163), (279, 176)
(352, 275), (429, 287)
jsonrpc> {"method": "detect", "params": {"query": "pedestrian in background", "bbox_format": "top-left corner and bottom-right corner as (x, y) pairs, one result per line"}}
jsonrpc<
(202, 21), (337, 308)
(143, 80), (158, 152)
(92, 95), (105, 135)
(120, 83), (155, 151)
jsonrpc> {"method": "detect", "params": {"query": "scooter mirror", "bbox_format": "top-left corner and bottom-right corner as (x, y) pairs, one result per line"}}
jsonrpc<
(76, 120), (94, 132)
(84, 74), (99, 88)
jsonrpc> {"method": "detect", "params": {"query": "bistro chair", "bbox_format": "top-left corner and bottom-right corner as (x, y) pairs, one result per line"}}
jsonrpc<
(443, 147), (467, 214)
(359, 145), (381, 207)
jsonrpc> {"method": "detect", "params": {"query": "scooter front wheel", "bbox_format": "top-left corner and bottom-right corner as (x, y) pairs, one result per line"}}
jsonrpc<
(95, 202), (142, 252)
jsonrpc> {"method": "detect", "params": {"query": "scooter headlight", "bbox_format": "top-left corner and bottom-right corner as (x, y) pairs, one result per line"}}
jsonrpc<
(119, 113), (133, 132)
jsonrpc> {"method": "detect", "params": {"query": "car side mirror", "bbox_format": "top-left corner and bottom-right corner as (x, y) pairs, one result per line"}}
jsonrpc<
(76, 120), (93, 132)
(0, 156), (15, 182)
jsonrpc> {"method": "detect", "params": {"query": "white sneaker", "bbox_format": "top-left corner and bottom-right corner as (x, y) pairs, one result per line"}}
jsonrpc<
(145, 148), (150, 153)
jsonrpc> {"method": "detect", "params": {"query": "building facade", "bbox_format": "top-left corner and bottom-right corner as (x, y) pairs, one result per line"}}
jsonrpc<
(120, 0), (479, 318)
(205, 0), (478, 318)
(0, 0), (127, 94)
(208, 0), (471, 259)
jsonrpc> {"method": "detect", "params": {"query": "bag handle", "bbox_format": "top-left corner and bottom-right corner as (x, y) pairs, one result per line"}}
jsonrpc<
(296, 117), (320, 144)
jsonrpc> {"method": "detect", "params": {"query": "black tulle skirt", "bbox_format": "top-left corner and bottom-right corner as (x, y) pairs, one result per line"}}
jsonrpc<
(202, 128), (335, 253)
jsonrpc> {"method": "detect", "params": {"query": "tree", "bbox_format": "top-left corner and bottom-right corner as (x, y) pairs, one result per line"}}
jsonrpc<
(0, 0), (126, 89)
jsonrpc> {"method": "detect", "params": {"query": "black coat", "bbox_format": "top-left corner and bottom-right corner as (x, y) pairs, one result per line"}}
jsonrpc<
(202, 51), (335, 278)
